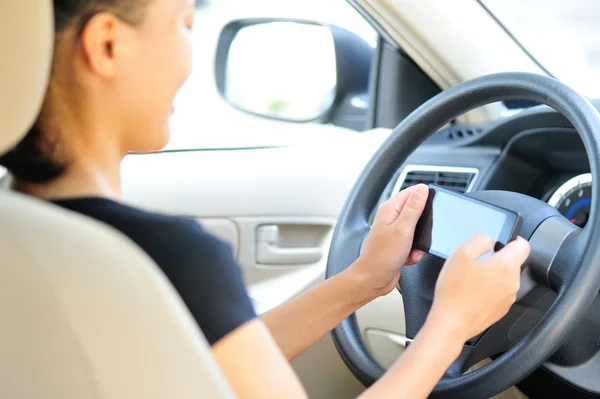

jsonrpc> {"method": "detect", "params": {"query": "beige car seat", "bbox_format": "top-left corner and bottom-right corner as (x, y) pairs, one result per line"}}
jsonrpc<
(0, 1), (235, 398)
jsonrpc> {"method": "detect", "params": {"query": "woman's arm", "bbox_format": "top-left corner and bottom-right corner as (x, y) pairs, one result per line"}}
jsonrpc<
(259, 261), (375, 360)
(359, 315), (463, 399)
(213, 319), (308, 399)
(214, 317), (460, 399)
(214, 317), (458, 399)
(261, 185), (429, 360)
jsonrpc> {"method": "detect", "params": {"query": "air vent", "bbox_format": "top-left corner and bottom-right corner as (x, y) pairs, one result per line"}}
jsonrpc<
(445, 126), (483, 142)
(392, 165), (479, 196)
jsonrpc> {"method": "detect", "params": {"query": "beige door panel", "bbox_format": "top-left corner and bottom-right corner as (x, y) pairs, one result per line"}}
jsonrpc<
(197, 215), (335, 313)
(356, 290), (407, 368)
(233, 216), (335, 314)
(233, 217), (334, 278)
(292, 334), (365, 399)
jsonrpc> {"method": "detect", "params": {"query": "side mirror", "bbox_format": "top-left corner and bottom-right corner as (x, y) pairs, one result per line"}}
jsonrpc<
(215, 18), (373, 128)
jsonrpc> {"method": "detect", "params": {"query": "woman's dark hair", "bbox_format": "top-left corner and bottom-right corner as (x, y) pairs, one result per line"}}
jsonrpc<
(0, 0), (149, 182)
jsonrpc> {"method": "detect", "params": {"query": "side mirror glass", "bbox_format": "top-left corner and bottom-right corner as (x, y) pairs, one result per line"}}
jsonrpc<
(216, 21), (337, 122)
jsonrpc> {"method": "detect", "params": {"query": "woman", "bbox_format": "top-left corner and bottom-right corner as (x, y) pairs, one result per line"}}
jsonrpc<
(0, 0), (531, 397)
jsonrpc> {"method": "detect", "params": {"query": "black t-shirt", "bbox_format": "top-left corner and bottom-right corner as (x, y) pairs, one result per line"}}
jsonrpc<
(53, 197), (256, 345)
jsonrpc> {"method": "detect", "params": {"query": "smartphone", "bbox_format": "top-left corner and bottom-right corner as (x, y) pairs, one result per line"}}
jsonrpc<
(413, 185), (520, 259)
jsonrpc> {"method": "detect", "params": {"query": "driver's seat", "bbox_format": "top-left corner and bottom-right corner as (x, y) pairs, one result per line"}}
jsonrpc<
(0, 2), (234, 398)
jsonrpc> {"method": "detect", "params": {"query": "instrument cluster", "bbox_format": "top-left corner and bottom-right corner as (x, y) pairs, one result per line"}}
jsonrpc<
(547, 173), (592, 227)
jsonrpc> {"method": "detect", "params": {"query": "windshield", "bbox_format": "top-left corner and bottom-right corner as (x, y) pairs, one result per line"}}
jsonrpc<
(483, 0), (600, 98)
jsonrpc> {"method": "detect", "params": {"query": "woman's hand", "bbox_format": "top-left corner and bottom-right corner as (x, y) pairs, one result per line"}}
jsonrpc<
(261, 184), (429, 361)
(360, 235), (530, 399)
(347, 184), (429, 300)
(427, 234), (531, 343)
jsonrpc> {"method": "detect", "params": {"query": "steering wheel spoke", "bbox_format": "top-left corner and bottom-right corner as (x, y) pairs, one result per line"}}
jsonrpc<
(442, 268), (555, 377)
(460, 285), (554, 373)
(546, 228), (587, 292)
(527, 216), (581, 292)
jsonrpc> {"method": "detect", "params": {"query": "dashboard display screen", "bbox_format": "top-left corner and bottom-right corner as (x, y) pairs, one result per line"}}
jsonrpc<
(413, 186), (520, 259)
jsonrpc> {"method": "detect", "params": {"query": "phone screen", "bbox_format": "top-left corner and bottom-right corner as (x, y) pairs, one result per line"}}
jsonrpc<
(413, 186), (519, 259)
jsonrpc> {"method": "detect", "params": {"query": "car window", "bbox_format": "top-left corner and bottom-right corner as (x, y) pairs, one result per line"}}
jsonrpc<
(166, 0), (377, 151)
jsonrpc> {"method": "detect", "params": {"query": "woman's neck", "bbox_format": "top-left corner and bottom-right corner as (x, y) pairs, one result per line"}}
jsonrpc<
(14, 146), (124, 201)
(14, 73), (135, 201)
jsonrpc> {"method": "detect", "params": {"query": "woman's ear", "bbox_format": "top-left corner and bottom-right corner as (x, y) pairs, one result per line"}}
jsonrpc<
(79, 12), (122, 79)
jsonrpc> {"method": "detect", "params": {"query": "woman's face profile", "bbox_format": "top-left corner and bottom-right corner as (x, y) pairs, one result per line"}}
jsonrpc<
(115, 0), (195, 152)
(71, 0), (196, 155)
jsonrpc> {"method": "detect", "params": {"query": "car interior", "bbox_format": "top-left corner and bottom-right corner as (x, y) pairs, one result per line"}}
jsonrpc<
(3, 0), (600, 398)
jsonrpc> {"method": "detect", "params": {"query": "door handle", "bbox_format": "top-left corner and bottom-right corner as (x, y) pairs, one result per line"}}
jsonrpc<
(256, 225), (323, 265)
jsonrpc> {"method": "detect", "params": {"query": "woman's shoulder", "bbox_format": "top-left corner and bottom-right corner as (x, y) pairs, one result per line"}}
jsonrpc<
(54, 197), (235, 264)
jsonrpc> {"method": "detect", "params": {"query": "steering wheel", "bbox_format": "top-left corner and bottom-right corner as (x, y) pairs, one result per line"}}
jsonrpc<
(326, 72), (600, 398)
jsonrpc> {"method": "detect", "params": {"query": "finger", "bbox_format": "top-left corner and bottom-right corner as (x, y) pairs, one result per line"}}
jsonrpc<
(449, 233), (495, 264)
(482, 236), (531, 269)
(405, 249), (426, 265)
(393, 184), (429, 230)
(373, 185), (417, 226)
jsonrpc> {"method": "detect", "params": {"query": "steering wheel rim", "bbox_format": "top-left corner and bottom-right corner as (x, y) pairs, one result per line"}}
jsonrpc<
(326, 72), (600, 398)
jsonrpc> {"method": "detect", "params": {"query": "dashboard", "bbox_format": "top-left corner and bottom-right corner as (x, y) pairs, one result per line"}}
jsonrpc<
(393, 101), (599, 228)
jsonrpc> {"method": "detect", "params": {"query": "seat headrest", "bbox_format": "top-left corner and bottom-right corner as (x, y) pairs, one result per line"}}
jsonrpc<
(0, 0), (53, 155)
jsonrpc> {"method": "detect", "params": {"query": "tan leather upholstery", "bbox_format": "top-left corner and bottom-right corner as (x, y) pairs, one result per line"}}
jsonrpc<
(0, 193), (235, 399)
(0, 0), (53, 154)
(0, 2), (234, 398)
